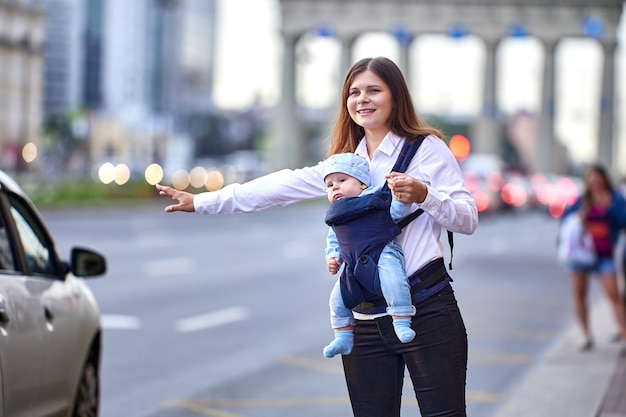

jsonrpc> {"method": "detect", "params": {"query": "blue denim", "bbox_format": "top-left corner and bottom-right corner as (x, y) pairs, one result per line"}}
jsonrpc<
(341, 285), (468, 417)
(328, 239), (414, 329)
(568, 255), (617, 275)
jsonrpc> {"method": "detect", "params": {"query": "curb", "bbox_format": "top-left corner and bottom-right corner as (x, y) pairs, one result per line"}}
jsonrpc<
(494, 297), (622, 417)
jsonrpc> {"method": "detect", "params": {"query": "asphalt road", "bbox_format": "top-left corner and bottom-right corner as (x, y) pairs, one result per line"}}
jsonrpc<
(42, 201), (581, 417)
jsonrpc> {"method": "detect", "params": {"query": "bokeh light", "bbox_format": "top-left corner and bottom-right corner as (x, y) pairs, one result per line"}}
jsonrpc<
(22, 142), (37, 163)
(449, 134), (471, 161)
(205, 169), (225, 191)
(114, 163), (131, 185)
(472, 190), (490, 212)
(189, 166), (207, 188)
(171, 169), (191, 190)
(98, 162), (116, 184)
(144, 163), (164, 185)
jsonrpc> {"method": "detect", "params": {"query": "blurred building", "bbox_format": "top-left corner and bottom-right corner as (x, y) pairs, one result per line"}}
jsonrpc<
(0, 0), (45, 172)
(40, 0), (217, 177)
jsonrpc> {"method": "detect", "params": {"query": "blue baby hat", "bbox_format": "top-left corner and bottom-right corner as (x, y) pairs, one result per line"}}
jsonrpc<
(323, 153), (370, 186)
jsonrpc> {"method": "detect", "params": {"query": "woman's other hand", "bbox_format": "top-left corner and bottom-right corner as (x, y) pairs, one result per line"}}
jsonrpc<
(386, 172), (428, 204)
(156, 184), (195, 213)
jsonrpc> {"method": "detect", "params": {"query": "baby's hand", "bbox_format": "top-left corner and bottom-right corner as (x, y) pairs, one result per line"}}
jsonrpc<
(327, 257), (341, 275)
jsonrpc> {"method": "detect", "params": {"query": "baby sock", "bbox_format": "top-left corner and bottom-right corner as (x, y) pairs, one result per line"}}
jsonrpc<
(323, 330), (354, 358)
(393, 318), (416, 343)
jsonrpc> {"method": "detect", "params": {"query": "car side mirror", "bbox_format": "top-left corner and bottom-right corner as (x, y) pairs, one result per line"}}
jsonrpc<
(70, 247), (106, 277)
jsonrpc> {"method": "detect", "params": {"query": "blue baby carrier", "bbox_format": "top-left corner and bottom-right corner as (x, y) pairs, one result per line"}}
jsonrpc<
(325, 136), (454, 312)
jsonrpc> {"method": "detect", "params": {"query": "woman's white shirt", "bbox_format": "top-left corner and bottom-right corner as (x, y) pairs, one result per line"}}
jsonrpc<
(194, 132), (478, 277)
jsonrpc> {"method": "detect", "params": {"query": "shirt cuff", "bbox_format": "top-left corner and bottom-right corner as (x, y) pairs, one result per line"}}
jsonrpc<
(418, 185), (440, 213)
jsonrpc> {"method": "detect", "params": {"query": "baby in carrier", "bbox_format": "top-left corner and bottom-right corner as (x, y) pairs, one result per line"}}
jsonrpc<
(322, 153), (416, 358)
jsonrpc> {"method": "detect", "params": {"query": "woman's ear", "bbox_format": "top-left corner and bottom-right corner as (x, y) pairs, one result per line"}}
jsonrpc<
(361, 183), (367, 190)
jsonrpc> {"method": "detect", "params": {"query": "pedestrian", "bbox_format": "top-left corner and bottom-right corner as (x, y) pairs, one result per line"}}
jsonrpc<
(619, 177), (626, 306)
(561, 164), (626, 351)
(321, 152), (416, 358)
(157, 56), (478, 417)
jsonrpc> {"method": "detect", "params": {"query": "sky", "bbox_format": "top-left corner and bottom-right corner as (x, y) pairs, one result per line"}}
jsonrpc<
(212, 0), (626, 171)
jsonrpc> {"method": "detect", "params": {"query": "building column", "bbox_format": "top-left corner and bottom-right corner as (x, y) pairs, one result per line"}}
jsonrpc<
(393, 28), (413, 83)
(471, 38), (501, 155)
(597, 40), (617, 173)
(270, 33), (303, 170)
(338, 35), (356, 84)
(534, 39), (558, 174)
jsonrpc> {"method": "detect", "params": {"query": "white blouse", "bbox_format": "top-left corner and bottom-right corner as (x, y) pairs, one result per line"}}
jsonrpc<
(194, 132), (478, 277)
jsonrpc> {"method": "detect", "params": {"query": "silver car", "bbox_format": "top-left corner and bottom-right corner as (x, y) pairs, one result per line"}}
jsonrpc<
(0, 170), (106, 417)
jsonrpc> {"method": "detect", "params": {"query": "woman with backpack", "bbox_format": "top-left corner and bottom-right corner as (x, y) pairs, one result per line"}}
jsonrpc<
(561, 164), (626, 351)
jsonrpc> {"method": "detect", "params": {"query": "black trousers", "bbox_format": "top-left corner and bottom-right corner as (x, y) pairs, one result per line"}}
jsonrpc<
(341, 285), (468, 417)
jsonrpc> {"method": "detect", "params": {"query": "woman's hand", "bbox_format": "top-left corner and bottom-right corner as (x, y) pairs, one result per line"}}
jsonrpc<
(386, 172), (428, 204)
(156, 184), (195, 213)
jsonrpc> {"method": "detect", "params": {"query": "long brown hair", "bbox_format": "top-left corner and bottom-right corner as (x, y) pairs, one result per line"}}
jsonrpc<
(327, 56), (443, 157)
(582, 163), (614, 209)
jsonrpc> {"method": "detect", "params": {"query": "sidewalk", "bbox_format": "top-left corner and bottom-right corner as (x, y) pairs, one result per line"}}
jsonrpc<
(493, 298), (626, 417)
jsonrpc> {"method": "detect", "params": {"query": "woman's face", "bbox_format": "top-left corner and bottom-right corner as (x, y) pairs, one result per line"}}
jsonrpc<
(585, 169), (605, 192)
(347, 70), (393, 138)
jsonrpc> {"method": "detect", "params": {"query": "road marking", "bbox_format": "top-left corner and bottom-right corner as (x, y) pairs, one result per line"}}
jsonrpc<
(101, 314), (142, 330)
(175, 307), (248, 333)
(165, 399), (242, 417)
(280, 355), (343, 375)
(165, 391), (502, 415)
(144, 256), (194, 278)
(467, 390), (506, 403)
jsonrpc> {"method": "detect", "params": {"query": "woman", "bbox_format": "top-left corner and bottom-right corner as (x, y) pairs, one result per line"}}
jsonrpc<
(157, 56), (478, 417)
(562, 164), (626, 351)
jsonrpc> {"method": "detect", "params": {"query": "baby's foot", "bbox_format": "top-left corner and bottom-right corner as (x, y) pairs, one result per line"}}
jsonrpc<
(393, 318), (416, 343)
(323, 330), (354, 358)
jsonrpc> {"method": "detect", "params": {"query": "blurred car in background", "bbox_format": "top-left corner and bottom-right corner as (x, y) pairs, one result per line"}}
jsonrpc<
(527, 172), (582, 218)
(459, 152), (582, 217)
(0, 170), (106, 417)
(459, 152), (506, 214)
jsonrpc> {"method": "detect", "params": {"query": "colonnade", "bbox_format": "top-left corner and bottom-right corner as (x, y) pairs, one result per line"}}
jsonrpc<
(272, 0), (623, 176)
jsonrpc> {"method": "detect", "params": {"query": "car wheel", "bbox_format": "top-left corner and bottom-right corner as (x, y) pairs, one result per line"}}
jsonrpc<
(72, 355), (99, 417)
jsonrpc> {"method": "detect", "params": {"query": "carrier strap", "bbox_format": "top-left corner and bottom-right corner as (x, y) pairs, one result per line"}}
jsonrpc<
(392, 136), (454, 270)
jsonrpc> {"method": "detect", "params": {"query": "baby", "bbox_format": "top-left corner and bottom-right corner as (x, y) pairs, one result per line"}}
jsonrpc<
(322, 152), (416, 358)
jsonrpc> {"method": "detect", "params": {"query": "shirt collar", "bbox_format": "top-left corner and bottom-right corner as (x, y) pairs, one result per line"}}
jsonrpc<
(354, 131), (403, 159)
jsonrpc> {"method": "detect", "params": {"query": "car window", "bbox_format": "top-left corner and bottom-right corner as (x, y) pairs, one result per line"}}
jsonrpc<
(0, 209), (16, 271)
(7, 194), (58, 276)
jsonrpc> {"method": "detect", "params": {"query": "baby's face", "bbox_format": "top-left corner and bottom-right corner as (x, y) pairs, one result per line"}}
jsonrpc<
(325, 172), (366, 203)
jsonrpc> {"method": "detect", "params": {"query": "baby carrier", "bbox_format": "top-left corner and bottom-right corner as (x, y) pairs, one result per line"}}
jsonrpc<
(325, 135), (453, 314)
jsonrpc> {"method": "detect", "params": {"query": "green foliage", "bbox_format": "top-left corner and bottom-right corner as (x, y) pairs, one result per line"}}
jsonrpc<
(23, 178), (158, 208)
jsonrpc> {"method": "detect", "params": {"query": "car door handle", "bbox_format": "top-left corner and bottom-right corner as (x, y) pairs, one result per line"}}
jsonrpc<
(44, 306), (54, 322)
(0, 297), (9, 324)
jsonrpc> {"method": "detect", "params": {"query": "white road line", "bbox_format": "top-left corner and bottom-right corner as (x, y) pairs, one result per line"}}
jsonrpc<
(101, 314), (143, 330)
(175, 307), (249, 333)
(144, 256), (194, 278)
